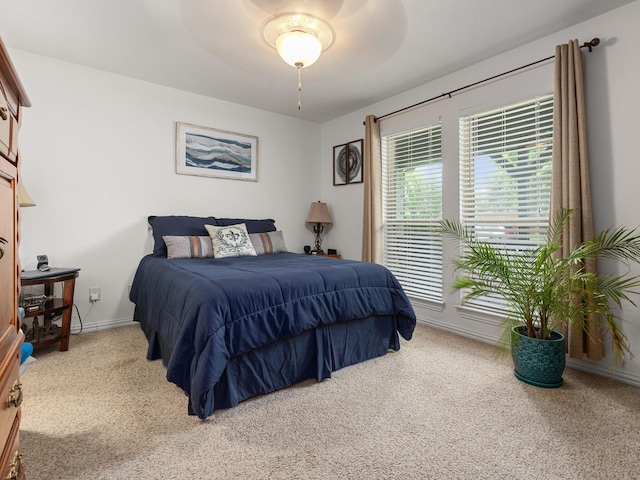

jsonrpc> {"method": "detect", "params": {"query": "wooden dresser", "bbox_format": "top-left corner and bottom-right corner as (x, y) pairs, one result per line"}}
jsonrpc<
(0, 37), (31, 480)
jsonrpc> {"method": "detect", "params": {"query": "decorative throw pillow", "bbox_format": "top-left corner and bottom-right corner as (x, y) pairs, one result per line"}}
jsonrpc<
(249, 231), (288, 255)
(149, 215), (217, 256)
(163, 236), (214, 259)
(205, 224), (257, 258)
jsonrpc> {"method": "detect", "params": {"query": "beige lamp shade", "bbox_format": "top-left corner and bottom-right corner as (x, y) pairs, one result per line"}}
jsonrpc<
(18, 181), (36, 207)
(306, 201), (332, 224)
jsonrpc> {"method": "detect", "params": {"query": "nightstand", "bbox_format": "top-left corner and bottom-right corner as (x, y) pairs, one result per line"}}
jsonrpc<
(20, 268), (80, 351)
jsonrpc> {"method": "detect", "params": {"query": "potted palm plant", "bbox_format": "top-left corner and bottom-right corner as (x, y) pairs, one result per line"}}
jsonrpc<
(439, 209), (640, 387)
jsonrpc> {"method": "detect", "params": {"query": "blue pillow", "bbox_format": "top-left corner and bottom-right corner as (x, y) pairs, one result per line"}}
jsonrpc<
(214, 218), (276, 234)
(148, 216), (218, 256)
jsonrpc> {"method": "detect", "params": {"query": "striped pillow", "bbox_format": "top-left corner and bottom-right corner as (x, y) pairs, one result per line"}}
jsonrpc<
(249, 231), (288, 255)
(162, 235), (214, 259)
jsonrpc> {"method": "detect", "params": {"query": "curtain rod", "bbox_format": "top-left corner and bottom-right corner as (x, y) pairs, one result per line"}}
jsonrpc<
(365, 38), (600, 125)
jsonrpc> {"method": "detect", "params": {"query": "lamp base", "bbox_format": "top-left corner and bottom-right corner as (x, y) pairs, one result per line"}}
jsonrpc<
(312, 223), (324, 254)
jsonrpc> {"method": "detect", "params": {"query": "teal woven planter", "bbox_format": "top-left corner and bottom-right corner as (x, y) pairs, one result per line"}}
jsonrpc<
(511, 326), (565, 388)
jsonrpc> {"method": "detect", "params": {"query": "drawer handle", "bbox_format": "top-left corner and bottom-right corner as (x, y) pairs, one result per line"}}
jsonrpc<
(0, 106), (7, 120)
(8, 380), (23, 408)
(6, 451), (23, 480)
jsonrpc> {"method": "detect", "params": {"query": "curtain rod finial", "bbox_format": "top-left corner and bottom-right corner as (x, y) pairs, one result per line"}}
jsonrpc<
(584, 38), (600, 52)
(362, 115), (378, 126)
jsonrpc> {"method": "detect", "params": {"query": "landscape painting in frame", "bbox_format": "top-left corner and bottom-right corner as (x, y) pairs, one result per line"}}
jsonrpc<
(176, 122), (258, 181)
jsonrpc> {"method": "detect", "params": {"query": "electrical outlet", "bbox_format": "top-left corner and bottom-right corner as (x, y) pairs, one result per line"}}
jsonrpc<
(89, 287), (101, 302)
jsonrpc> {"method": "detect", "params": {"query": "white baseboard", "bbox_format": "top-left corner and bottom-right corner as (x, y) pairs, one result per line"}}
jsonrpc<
(416, 318), (640, 388)
(69, 316), (135, 335)
(66, 315), (640, 389)
(417, 318), (497, 346)
(565, 358), (640, 387)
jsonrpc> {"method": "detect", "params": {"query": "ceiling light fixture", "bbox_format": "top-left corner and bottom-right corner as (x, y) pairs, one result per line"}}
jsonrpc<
(264, 13), (334, 110)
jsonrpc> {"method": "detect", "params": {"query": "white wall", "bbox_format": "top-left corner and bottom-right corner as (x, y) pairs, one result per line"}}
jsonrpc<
(12, 50), (321, 332)
(321, 0), (640, 385)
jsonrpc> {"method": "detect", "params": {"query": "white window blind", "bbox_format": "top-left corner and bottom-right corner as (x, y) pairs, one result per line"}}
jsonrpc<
(459, 94), (553, 313)
(382, 123), (443, 302)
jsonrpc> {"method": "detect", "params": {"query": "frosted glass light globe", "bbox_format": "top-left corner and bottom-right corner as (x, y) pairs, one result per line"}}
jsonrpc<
(276, 31), (322, 68)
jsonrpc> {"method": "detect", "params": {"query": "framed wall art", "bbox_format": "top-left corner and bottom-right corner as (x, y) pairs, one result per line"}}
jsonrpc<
(176, 122), (258, 181)
(333, 139), (363, 186)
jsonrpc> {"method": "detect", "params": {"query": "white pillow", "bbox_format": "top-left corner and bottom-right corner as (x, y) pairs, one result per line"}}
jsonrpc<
(205, 223), (257, 258)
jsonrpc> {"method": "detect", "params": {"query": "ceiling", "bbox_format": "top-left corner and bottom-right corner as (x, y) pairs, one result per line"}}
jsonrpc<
(0, 0), (635, 123)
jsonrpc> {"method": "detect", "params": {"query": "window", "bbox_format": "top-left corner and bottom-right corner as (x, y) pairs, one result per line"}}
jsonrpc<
(458, 94), (554, 313)
(382, 123), (443, 303)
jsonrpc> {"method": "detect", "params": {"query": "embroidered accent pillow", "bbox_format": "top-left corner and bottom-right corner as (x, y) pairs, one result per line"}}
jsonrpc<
(163, 236), (214, 259)
(249, 231), (288, 255)
(205, 223), (257, 258)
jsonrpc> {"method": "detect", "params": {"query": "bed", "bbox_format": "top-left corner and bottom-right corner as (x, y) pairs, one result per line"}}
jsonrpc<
(129, 215), (416, 419)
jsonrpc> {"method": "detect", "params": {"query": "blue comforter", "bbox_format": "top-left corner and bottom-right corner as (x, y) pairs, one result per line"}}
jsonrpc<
(130, 253), (416, 418)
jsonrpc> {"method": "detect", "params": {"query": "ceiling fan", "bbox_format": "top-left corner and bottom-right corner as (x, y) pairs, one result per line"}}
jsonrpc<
(179, 0), (406, 109)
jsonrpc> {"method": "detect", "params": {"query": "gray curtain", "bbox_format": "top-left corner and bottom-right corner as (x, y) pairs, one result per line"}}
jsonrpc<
(551, 40), (604, 360)
(362, 115), (382, 263)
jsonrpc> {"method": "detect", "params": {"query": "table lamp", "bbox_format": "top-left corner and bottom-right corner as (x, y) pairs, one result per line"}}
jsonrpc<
(305, 201), (332, 254)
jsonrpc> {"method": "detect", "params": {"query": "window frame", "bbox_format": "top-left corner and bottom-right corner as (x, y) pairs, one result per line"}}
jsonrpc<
(457, 93), (554, 314)
(381, 122), (444, 304)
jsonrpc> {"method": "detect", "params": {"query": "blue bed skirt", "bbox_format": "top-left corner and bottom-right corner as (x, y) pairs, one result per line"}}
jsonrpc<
(135, 307), (401, 414)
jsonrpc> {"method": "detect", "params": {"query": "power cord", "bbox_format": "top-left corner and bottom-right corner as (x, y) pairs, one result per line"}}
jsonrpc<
(71, 303), (83, 335)
(44, 303), (83, 335)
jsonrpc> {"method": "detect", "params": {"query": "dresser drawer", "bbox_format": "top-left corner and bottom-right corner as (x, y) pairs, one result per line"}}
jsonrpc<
(0, 71), (21, 164)
(0, 97), (12, 162)
(0, 416), (23, 480)
(0, 332), (21, 449)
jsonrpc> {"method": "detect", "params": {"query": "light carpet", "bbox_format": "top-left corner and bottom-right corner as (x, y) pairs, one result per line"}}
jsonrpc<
(19, 323), (640, 479)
